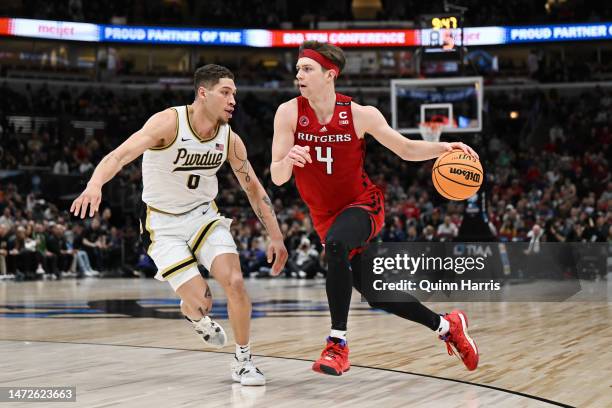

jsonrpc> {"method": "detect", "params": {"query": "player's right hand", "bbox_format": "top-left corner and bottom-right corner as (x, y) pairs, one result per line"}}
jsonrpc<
(70, 183), (102, 219)
(267, 238), (288, 276)
(284, 145), (312, 168)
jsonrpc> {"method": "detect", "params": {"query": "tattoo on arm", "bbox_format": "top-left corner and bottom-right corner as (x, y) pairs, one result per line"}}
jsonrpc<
(231, 135), (277, 231)
(255, 195), (275, 231)
(255, 205), (268, 230)
(262, 196), (276, 217)
(231, 136), (251, 184)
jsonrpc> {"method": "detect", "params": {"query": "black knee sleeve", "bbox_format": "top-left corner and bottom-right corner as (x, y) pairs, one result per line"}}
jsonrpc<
(325, 239), (348, 263)
(323, 207), (374, 333)
(324, 239), (352, 331)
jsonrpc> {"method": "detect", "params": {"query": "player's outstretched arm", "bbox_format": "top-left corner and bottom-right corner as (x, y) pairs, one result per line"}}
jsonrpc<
(228, 130), (288, 275)
(355, 104), (479, 161)
(70, 109), (176, 219)
(270, 100), (311, 186)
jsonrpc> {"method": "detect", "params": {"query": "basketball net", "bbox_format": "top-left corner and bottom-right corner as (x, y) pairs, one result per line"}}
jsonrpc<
(419, 121), (443, 143)
(419, 114), (451, 143)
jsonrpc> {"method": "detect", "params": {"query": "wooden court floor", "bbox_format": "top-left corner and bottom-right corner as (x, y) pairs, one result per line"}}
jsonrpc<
(1, 278), (610, 407)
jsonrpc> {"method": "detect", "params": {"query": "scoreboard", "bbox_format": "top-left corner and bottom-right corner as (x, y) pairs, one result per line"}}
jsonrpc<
(419, 14), (463, 52)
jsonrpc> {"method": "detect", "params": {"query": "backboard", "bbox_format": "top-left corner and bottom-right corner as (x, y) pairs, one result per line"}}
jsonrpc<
(390, 76), (483, 135)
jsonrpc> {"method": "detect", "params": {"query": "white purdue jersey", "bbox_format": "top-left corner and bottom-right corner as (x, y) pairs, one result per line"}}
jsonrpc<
(142, 105), (230, 214)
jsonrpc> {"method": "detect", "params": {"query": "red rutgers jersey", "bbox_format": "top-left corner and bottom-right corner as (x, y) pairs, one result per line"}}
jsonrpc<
(293, 93), (384, 241)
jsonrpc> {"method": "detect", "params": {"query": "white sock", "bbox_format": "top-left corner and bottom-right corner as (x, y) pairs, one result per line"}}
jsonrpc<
(437, 315), (450, 336)
(236, 342), (251, 361)
(330, 329), (347, 341)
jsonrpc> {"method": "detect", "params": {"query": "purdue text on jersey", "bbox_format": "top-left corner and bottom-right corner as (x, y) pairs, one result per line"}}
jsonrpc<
(172, 148), (224, 171)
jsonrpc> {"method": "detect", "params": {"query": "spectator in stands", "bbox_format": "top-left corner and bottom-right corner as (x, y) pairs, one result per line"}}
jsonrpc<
(406, 225), (419, 242)
(33, 222), (60, 279)
(0, 208), (13, 229)
(0, 223), (9, 275)
(9, 226), (38, 279)
(100, 208), (113, 232)
(545, 220), (566, 243)
(105, 226), (123, 275)
(83, 217), (107, 271)
(53, 157), (70, 175)
(287, 237), (322, 279)
(71, 223), (98, 277)
(421, 225), (437, 242)
(566, 222), (587, 242)
(436, 215), (458, 242)
(242, 236), (267, 276)
(499, 219), (518, 242)
(46, 223), (73, 276)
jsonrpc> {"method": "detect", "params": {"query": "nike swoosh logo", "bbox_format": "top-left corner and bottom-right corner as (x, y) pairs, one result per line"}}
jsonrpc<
(181, 137), (193, 142)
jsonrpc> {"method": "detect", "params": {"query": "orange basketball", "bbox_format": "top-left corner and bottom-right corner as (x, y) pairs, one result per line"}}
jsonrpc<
(432, 149), (483, 200)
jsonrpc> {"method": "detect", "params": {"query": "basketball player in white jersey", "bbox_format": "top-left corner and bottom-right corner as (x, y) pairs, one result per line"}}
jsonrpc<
(71, 64), (288, 386)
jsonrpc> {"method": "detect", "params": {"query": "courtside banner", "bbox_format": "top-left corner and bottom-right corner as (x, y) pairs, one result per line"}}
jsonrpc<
(419, 27), (506, 47)
(100, 25), (245, 45)
(506, 23), (612, 43)
(268, 29), (419, 47)
(3, 18), (612, 46)
(360, 242), (609, 302)
(0, 18), (10, 36)
(4, 18), (99, 41)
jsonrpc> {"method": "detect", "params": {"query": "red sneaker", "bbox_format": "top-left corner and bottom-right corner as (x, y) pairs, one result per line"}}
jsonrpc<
(312, 337), (350, 376)
(440, 310), (479, 371)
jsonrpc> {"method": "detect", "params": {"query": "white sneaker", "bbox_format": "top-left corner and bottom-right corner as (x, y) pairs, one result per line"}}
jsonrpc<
(231, 357), (266, 386)
(186, 316), (227, 348)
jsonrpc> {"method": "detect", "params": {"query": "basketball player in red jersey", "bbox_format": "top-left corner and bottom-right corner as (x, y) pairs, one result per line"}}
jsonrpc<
(271, 41), (480, 376)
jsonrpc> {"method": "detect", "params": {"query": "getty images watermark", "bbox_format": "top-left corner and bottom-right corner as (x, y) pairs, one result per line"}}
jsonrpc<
(371, 252), (500, 293)
(359, 242), (609, 302)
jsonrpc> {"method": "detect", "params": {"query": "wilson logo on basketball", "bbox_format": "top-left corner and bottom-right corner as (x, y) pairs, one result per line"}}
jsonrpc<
(449, 167), (481, 183)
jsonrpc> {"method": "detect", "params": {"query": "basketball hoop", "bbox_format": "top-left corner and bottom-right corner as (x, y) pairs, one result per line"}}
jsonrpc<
(419, 121), (443, 143)
(419, 114), (450, 143)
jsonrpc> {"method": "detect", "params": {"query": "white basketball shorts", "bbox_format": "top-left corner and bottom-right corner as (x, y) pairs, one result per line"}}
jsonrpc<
(139, 201), (238, 291)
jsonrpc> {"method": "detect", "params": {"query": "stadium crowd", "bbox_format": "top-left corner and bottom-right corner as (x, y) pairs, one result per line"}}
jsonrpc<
(0, 82), (610, 280)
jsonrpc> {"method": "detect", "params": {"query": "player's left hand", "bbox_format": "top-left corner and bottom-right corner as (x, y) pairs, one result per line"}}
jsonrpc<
(267, 238), (288, 276)
(441, 142), (479, 160)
